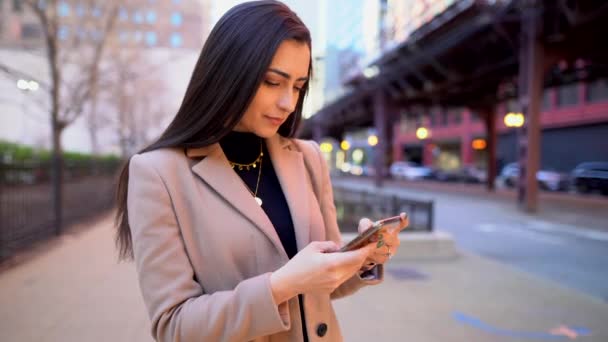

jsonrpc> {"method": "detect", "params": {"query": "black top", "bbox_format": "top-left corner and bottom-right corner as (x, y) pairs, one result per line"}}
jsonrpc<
(219, 131), (309, 341)
(219, 131), (298, 258)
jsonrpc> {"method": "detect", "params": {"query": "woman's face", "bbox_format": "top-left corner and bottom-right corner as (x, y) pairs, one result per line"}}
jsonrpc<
(234, 39), (310, 137)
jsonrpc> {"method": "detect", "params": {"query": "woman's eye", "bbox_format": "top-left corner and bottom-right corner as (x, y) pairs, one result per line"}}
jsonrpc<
(264, 80), (280, 87)
(294, 86), (302, 92)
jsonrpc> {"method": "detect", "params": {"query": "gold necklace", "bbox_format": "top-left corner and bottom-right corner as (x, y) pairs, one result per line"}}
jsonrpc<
(229, 142), (263, 206)
(228, 143), (263, 171)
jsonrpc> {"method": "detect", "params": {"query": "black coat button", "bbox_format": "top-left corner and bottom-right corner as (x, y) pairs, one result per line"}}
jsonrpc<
(316, 323), (328, 337)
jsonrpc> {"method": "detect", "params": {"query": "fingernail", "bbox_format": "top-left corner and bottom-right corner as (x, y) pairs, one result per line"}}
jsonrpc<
(376, 240), (385, 248)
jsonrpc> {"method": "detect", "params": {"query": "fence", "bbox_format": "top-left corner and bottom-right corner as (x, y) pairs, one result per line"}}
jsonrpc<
(333, 186), (434, 233)
(0, 160), (122, 261)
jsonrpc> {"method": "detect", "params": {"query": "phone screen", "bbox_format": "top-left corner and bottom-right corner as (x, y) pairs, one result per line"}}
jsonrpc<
(339, 214), (405, 252)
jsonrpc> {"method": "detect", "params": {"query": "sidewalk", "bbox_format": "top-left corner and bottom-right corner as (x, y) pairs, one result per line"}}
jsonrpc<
(1, 214), (607, 341)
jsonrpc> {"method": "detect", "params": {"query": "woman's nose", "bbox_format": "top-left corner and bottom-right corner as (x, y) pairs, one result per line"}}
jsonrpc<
(277, 89), (296, 113)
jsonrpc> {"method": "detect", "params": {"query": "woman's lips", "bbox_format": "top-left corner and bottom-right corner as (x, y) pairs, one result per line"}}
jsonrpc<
(264, 115), (283, 125)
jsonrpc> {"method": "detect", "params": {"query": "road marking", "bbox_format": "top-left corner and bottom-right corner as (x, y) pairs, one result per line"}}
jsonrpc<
(476, 223), (497, 233)
(474, 223), (566, 245)
(528, 220), (608, 242)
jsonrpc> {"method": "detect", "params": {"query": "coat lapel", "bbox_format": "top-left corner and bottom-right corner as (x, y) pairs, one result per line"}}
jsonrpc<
(186, 134), (312, 256)
(266, 135), (311, 251)
(187, 143), (288, 259)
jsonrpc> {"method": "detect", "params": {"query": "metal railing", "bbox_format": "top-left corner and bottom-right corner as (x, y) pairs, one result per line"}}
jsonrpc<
(333, 186), (434, 233)
(0, 160), (121, 261)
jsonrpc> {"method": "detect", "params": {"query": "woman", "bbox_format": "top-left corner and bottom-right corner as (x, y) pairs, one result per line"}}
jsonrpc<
(115, 1), (407, 341)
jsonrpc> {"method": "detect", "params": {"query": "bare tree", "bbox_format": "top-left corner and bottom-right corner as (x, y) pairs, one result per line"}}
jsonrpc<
(21, 0), (119, 234)
(97, 46), (170, 158)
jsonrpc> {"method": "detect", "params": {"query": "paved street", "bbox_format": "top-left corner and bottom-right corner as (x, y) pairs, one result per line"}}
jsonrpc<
(333, 177), (608, 302)
(2, 212), (608, 341)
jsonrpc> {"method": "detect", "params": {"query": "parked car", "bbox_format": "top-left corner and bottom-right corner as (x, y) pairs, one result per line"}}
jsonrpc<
(498, 162), (569, 191)
(390, 161), (434, 180)
(460, 166), (488, 183)
(433, 166), (487, 183)
(432, 168), (462, 182)
(570, 161), (608, 195)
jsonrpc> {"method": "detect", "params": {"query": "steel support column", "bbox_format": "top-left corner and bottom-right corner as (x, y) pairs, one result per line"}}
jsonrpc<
(517, 0), (544, 212)
(483, 107), (497, 191)
(373, 90), (391, 187)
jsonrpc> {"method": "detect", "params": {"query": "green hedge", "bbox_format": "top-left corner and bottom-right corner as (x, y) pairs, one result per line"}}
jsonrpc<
(0, 140), (121, 164)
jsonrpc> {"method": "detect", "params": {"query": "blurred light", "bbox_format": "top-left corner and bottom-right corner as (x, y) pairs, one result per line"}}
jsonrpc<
(504, 112), (524, 127)
(363, 65), (379, 78)
(367, 135), (378, 146)
(472, 139), (486, 150)
(350, 165), (363, 176)
(340, 140), (351, 150)
(341, 162), (351, 173)
(336, 151), (345, 169)
(28, 81), (39, 91)
(17, 79), (29, 90)
(17, 79), (38, 91)
(352, 149), (364, 163)
(320, 142), (333, 153)
(416, 127), (429, 140)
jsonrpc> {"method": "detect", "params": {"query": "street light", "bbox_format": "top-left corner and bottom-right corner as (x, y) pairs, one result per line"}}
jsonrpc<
(367, 135), (378, 146)
(504, 112), (524, 127)
(320, 142), (333, 153)
(416, 127), (429, 140)
(340, 140), (351, 150)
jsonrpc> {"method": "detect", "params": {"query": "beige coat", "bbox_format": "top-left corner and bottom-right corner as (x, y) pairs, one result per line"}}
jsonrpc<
(127, 134), (383, 342)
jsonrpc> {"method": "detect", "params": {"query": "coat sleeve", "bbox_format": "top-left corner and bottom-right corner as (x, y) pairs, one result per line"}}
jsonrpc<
(303, 141), (383, 300)
(127, 153), (290, 342)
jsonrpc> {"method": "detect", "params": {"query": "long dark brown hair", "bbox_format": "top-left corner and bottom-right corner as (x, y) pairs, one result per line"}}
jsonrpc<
(115, 0), (312, 260)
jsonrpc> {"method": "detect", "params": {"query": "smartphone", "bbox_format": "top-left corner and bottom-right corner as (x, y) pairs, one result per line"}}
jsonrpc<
(339, 214), (406, 252)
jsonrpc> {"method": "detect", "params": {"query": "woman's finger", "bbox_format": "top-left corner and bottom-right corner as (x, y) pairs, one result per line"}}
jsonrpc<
(357, 217), (374, 234)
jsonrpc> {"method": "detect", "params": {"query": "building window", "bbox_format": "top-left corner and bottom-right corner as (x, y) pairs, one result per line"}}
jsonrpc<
(172, 0), (181, 4)
(134, 31), (143, 43)
(76, 3), (85, 17)
(21, 23), (42, 39)
(471, 111), (481, 122)
(441, 111), (449, 126)
(58, 25), (69, 40)
(170, 32), (183, 47)
(587, 79), (608, 103)
(429, 111), (436, 127)
(119, 8), (129, 21)
(133, 11), (144, 24)
(146, 11), (157, 24)
(90, 29), (101, 41)
(541, 89), (552, 110)
(145, 32), (157, 46)
(92, 6), (101, 17)
(58, 2), (70, 17)
(119, 31), (129, 43)
(556, 83), (578, 107)
(13, 0), (23, 12)
(451, 108), (462, 125)
(170, 12), (183, 26)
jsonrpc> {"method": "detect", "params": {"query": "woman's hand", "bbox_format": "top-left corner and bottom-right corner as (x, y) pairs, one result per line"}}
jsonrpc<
(270, 240), (376, 304)
(359, 212), (409, 268)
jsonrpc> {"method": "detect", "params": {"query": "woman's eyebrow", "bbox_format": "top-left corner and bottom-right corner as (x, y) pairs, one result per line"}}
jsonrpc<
(268, 68), (308, 82)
